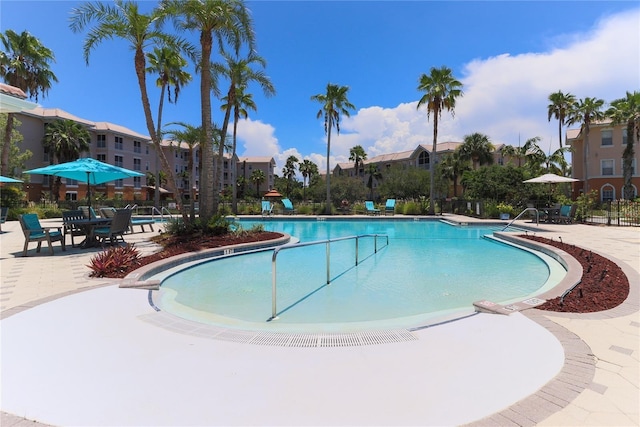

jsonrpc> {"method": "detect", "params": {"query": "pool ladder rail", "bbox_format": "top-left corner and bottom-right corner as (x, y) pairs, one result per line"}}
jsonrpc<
(502, 207), (541, 231)
(269, 233), (389, 322)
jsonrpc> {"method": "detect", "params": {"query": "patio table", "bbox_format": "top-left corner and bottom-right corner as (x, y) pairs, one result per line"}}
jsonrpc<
(63, 217), (111, 248)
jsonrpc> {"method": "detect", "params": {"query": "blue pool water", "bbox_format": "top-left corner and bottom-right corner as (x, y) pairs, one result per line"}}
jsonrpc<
(155, 219), (557, 332)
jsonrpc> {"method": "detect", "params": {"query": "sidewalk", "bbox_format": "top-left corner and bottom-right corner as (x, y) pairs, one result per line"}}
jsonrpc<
(1, 217), (638, 426)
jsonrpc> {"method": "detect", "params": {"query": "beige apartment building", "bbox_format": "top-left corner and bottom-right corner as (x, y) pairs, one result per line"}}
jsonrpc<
(11, 107), (275, 204)
(567, 120), (638, 201)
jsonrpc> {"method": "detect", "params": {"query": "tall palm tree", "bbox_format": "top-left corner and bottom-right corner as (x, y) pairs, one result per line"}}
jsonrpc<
(524, 143), (570, 176)
(69, 0), (191, 220)
(567, 97), (606, 193)
(417, 66), (463, 215)
(607, 91), (640, 200)
(501, 136), (540, 168)
(216, 50), (274, 213)
(146, 45), (192, 208)
(0, 29), (58, 175)
(298, 159), (316, 201)
(311, 83), (355, 214)
(164, 121), (202, 220)
(547, 90), (576, 149)
(282, 155), (298, 197)
(161, 0), (255, 221)
(459, 132), (494, 170)
(41, 119), (91, 201)
(250, 168), (265, 198)
(349, 145), (367, 177)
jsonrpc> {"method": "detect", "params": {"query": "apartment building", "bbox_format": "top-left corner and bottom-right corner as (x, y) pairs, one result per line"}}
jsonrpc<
(11, 107), (274, 203)
(567, 120), (638, 201)
(237, 156), (276, 197)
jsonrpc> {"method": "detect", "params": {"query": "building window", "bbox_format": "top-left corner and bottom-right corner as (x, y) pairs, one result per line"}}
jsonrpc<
(622, 129), (628, 145)
(418, 151), (430, 167)
(601, 159), (614, 176)
(114, 155), (123, 167)
(145, 161), (149, 171)
(115, 136), (123, 150)
(133, 158), (141, 171)
(601, 130), (613, 146)
(43, 147), (50, 163)
(146, 145), (149, 154)
(134, 140), (141, 153)
(601, 186), (614, 201)
(115, 179), (123, 188)
(65, 178), (78, 186)
(97, 134), (106, 148)
(97, 154), (106, 162)
(133, 176), (141, 189)
(65, 192), (78, 201)
(43, 175), (49, 186)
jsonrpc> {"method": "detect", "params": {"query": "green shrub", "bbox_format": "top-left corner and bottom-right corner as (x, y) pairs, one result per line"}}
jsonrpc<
(403, 201), (421, 215)
(296, 204), (313, 215)
(87, 244), (140, 278)
(0, 185), (24, 208)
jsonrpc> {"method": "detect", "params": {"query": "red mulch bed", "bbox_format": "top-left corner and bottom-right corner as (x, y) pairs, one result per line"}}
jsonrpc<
(520, 235), (629, 312)
(98, 232), (631, 314)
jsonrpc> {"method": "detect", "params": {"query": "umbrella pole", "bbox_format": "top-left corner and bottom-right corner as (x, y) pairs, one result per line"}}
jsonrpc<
(87, 171), (92, 218)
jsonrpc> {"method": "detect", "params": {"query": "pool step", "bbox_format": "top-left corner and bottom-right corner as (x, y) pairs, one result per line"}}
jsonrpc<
(473, 298), (546, 315)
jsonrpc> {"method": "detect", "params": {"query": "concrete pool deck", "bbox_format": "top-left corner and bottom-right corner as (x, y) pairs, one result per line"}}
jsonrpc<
(0, 216), (638, 426)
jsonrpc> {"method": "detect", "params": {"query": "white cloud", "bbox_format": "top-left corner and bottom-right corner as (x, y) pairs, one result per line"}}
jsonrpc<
(298, 8), (639, 165)
(236, 118), (280, 157)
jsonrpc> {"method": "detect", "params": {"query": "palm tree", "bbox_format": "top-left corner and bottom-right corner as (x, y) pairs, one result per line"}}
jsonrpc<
(0, 29), (58, 175)
(417, 66), (463, 215)
(41, 119), (91, 201)
(146, 45), (192, 209)
(298, 159), (317, 200)
(69, 0), (191, 220)
(250, 168), (265, 198)
(164, 122), (202, 220)
(220, 86), (257, 213)
(365, 163), (382, 200)
(349, 145), (367, 177)
(501, 136), (540, 168)
(311, 83), (355, 214)
(161, 0), (255, 221)
(524, 143), (570, 176)
(438, 149), (469, 198)
(459, 132), (494, 170)
(282, 155), (298, 197)
(607, 91), (640, 200)
(216, 50), (274, 213)
(547, 90), (576, 149)
(567, 97), (606, 193)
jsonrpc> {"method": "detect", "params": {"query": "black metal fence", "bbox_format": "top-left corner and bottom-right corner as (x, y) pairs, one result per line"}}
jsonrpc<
(585, 200), (640, 227)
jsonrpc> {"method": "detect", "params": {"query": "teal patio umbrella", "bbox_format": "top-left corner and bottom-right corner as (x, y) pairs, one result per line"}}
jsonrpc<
(0, 175), (22, 183)
(25, 158), (144, 211)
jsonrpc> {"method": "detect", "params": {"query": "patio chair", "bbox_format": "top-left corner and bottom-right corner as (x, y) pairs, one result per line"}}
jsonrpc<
(384, 199), (396, 216)
(261, 201), (273, 217)
(282, 198), (296, 215)
(94, 209), (132, 246)
(365, 201), (380, 215)
(62, 209), (86, 247)
(19, 213), (66, 256)
(558, 204), (576, 224)
(79, 205), (100, 219)
(0, 206), (7, 231)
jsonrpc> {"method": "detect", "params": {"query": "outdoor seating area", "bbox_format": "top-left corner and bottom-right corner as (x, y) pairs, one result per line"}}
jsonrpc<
(93, 208), (132, 247)
(18, 213), (66, 256)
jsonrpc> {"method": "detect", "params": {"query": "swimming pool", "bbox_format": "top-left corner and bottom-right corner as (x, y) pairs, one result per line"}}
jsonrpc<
(153, 219), (563, 333)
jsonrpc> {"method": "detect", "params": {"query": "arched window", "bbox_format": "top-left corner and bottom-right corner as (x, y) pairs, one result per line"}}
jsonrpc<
(601, 184), (615, 201)
(621, 184), (638, 200)
(418, 151), (430, 168)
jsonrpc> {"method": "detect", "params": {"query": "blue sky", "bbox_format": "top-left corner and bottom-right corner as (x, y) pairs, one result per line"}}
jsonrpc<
(2, 1), (639, 175)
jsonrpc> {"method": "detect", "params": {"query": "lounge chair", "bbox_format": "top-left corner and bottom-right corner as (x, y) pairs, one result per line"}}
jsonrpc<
(94, 209), (132, 246)
(0, 206), (7, 232)
(558, 204), (576, 224)
(101, 207), (154, 233)
(261, 201), (273, 217)
(384, 199), (396, 216)
(365, 201), (380, 215)
(79, 205), (100, 219)
(62, 209), (86, 247)
(282, 198), (296, 214)
(19, 213), (66, 256)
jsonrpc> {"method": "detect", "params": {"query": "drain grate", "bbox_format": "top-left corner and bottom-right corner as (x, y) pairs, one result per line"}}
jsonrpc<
(139, 312), (417, 347)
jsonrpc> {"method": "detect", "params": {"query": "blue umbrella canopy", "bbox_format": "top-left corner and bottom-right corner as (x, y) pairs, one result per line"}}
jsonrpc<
(24, 158), (143, 185)
(0, 175), (22, 183)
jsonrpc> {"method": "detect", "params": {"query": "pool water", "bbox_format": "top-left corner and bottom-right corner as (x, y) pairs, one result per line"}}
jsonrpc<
(155, 220), (557, 332)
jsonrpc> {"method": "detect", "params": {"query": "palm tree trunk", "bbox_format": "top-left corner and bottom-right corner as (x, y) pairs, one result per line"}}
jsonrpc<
(325, 123), (333, 215)
(200, 30), (214, 222)
(583, 126), (590, 194)
(154, 83), (166, 211)
(231, 113), (239, 214)
(429, 113), (438, 215)
(218, 89), (234, 214)
(623, 121), (635, 199)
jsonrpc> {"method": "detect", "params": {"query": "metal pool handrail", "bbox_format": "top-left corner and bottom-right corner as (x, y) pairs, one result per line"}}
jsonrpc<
(502, 207), (540, 231)
(269, 233), (389, 321)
